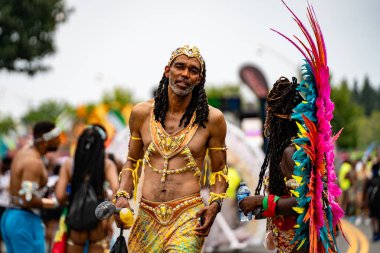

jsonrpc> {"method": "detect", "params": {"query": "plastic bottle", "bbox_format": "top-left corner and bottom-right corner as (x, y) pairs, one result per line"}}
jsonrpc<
(237, 182), (253, 221)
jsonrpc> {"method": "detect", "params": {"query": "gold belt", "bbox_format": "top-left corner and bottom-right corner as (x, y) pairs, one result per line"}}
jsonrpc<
(140, 193), (203, 226)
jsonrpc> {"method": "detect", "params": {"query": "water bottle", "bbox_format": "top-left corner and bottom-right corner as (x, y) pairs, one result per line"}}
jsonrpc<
(237, 182), (253, 221)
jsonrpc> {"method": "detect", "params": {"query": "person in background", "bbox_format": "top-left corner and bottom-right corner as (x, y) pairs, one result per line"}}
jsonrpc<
(1, 121), (61, 253)
(0, 155), (12, 252)
(365, 150), (380, 242)
(354, 157), (368, 225)
(42, 162), (64, 252)
(338, 157), (356, 217)
(107, 153), (124, 174)
(55, 124), (119, 253)
(239, 77), (306, 253)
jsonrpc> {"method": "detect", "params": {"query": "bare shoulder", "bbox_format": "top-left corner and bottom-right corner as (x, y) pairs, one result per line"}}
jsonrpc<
(207, 105), (226, 126)
(206, 106), (227, 140)
(129, 100), (153, 127)
(130, 100), (153, 121)
(19, 155), (45, 175)
(18, 150), (44, 168)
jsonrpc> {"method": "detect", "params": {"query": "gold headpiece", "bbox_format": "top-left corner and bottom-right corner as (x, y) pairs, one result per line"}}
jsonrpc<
(167, 45), (205, 73)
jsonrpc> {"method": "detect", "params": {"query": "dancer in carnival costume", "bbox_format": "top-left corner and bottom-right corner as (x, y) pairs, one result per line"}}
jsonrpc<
(115, 45), (229, 252)
(239, 1), (344, 252)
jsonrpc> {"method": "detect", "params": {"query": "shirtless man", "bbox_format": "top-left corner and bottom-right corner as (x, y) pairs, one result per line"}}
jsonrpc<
(115, 45), (229, 252)
(0, 121), (61, 253)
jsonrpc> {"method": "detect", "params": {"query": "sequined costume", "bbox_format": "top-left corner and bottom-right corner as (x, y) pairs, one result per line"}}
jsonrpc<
(144, 106), (201, 183)
(122, 46), (228, 252)
(128, 194), (204, 252)
(127, 106), (206, 252)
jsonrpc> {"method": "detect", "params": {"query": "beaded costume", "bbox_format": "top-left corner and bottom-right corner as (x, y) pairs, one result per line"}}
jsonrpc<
(127, 104), (227, 252)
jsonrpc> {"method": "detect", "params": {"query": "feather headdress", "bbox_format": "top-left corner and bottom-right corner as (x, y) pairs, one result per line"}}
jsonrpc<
(272, 1), (344, 252)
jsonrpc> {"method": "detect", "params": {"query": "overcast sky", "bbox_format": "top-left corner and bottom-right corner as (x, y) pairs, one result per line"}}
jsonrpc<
(1, 0), (379, 118)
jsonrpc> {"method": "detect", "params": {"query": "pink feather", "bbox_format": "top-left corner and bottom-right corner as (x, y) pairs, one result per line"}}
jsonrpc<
(275, 1), (344, 251)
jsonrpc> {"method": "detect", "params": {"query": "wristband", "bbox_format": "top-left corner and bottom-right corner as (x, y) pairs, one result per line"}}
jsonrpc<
(262, 196), (269, 211)
(210, 198), (223, 212)
(262, 195), (280, 217)
(113, 190), (132, 203)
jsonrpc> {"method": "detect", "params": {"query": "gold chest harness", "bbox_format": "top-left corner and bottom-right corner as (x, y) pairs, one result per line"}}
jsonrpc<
(118, 106), (229, 204)
(144, 109), (200, 183)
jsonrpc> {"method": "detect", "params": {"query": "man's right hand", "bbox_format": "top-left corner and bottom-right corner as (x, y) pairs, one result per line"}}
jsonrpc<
(114, 197), (133, 229)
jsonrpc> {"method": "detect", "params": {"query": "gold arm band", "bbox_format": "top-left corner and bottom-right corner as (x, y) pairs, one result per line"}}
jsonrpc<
(127, 156), (140, 162)
(131, 136), (142, 141)
(208, 192), (227, 204)
(208, 146), (228, 151)
(210, 168), (229, 186)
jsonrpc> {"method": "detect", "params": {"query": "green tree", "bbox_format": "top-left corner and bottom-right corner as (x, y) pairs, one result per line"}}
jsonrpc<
(21, 100), (73, 126)
(206, 84), (240, 109)
(352, 79), (360, 104)
(368, 111), (380, 145)
(207, 84), (240, 98)
(359, 76), (377, 116)
(101, 86), (134, 110)
(0, 114), (16, 135)
(331, 80), (364, 149)
(0, 0), (70, 75)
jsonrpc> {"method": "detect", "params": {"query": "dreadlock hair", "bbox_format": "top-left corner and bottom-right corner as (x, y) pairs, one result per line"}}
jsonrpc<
(153, 63), (209, 128)
(70, 125), (106, 202)
(255, 77), (303, 196)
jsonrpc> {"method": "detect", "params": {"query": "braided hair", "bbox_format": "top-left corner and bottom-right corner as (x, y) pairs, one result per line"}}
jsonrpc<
(255, 77), (303, 196)
(71, 125), (107, 202)
(153, 63), (209, 128)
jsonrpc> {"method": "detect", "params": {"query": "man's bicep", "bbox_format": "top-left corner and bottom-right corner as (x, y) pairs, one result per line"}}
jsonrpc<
(208, 111), (227, 148)
(127, 109), (144, 160)
(208, 112), (227, 172)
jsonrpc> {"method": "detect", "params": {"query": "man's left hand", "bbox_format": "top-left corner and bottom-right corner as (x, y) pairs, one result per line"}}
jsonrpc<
(194, 202), (219, 237)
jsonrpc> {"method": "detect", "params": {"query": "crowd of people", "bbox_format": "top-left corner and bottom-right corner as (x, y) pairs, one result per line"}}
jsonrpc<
(0, 42), (378, 253)
(338, 152), (380, 242)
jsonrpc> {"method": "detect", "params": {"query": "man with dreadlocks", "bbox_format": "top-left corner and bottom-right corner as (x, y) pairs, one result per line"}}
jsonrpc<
(114, 45), (229, 252)
(240, 77), (306, 253)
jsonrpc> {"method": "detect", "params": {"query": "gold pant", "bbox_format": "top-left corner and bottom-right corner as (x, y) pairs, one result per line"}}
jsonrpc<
(128, 194), (205, 252)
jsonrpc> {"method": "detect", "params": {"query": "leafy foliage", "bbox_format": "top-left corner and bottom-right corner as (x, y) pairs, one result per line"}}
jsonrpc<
(0, 114), (16, 135)
(101, 86), (134, 110)
(206, 84), (240, 98)
(331, 80), (364, 149)
(21, 100), (73, 126)
(0, 0), (70, 75)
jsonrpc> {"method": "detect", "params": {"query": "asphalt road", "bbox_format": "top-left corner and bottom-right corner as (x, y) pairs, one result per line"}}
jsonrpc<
(206, 219), (380, 253)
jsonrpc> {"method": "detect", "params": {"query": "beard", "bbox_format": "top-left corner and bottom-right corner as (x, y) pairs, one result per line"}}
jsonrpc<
(169, 80), (196, 96)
